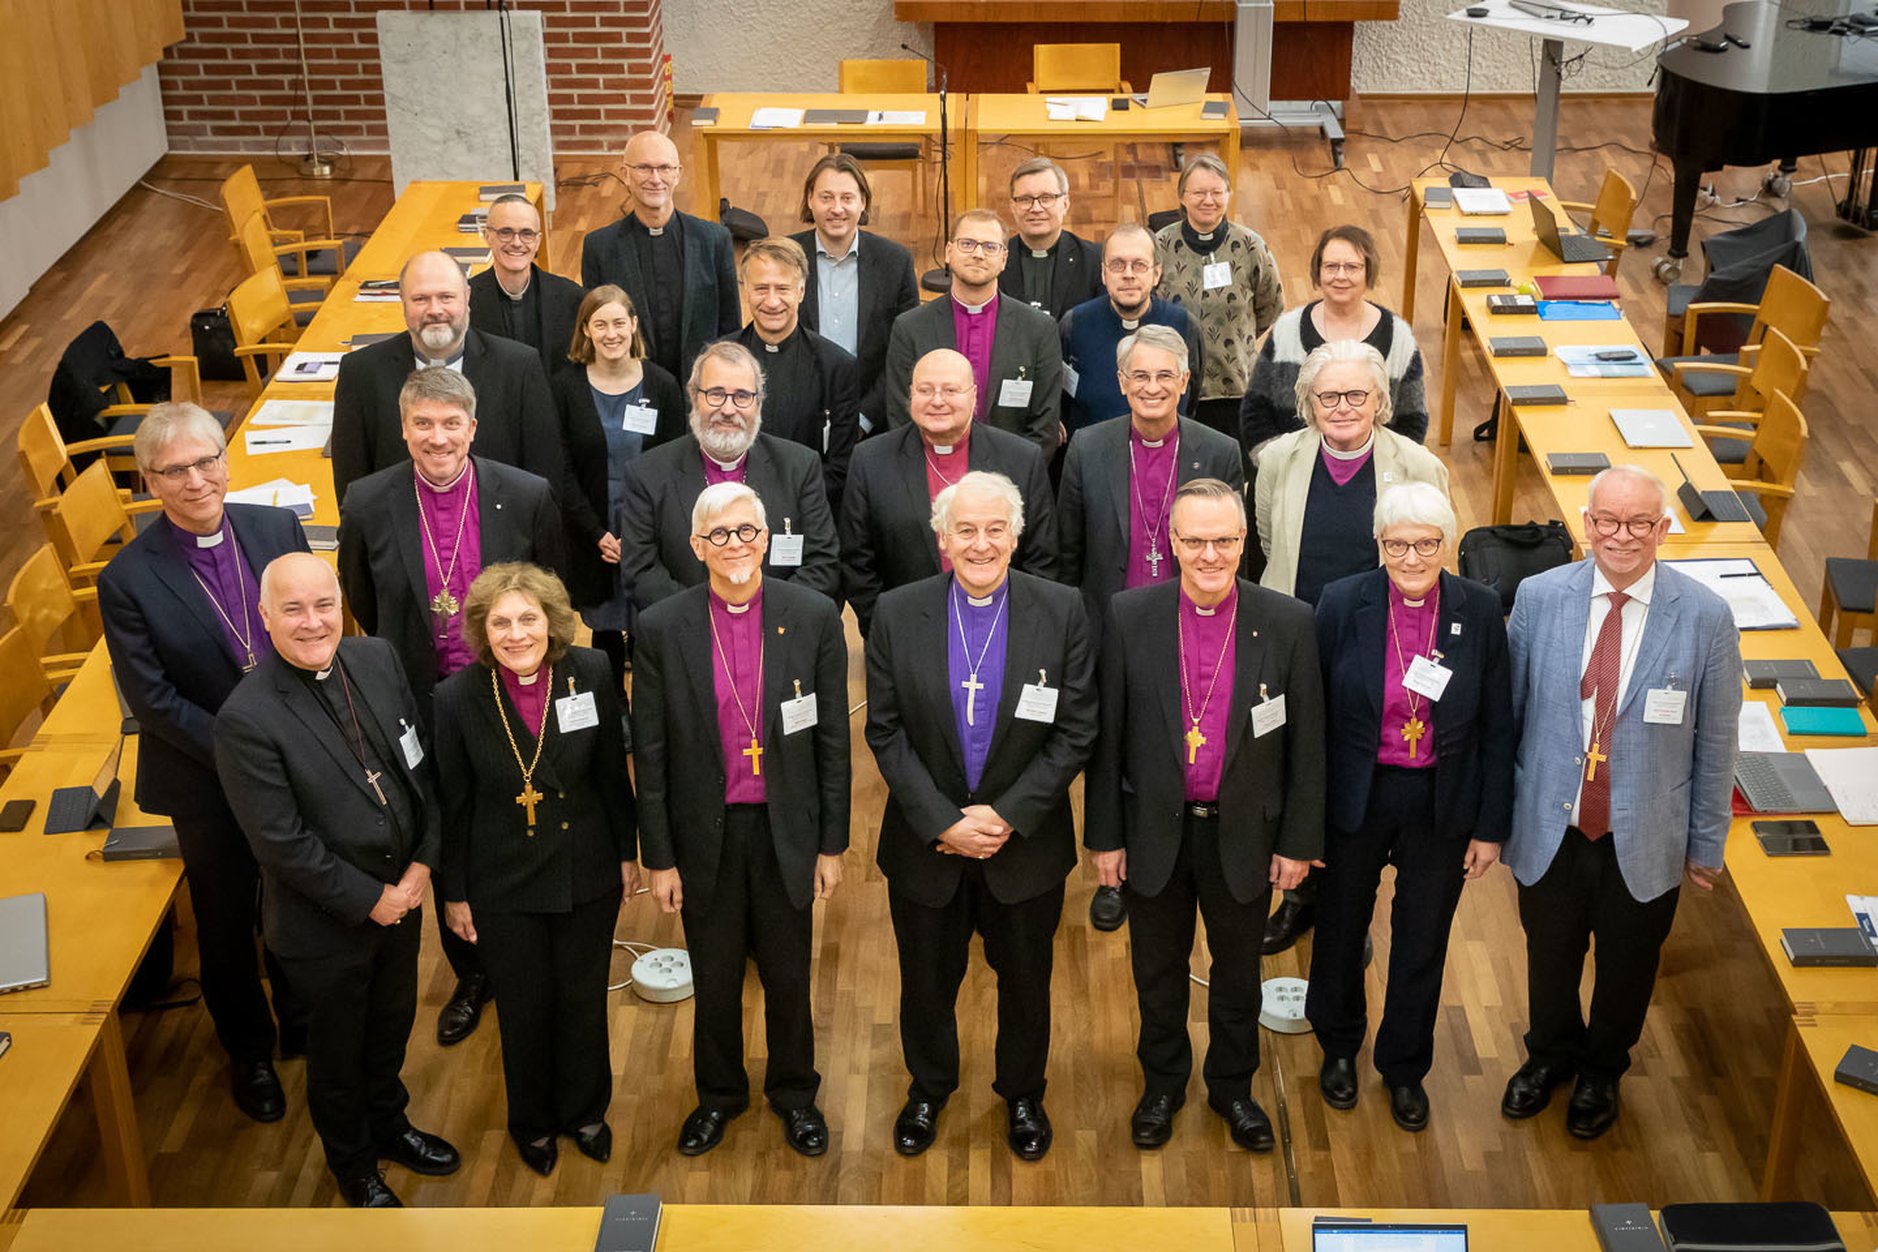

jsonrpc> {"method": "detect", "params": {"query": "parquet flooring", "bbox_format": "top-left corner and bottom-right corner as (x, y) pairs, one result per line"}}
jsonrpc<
(4, 95), (1875, 1212)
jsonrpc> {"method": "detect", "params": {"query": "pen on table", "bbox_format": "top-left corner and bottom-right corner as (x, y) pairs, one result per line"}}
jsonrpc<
(250, 438), (290, 446)
(1719, 571), (1760, 578)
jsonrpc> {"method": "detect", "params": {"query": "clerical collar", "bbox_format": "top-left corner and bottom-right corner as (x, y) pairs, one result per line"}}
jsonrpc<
(1121, 316), (1141, 331)
(965, 591), (997, 608)
(930, 442), (956, 455)
(1180, 219), (1226, 254)
(501, 270), (533, 301)
(953, 294), (993, 315)
(516, 668), (542, 686)
(1133, 422), (1175, 448)
(416, 347), (465, 370)
(417, 461), (472, 492)
(314, 662), (335, 682)
(725, 600), (753, 615)
(1194, 604), (1219, 617)
(195, 525), (227, 549)
(707, 453), (747, 473)
(1323, 433), (1375, 461)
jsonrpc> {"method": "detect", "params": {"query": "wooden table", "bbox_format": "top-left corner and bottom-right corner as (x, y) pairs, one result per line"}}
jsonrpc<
(966, 92), (1239, 210)
(0, 1012), (147, 1213)
(1763, 1016), (1878, 1201)
(342, 180), (548, 278)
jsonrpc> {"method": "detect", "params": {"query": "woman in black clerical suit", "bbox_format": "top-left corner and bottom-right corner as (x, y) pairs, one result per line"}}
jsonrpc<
(1306, 482), (1513, 1133)
(434, 562), (638, 1176)
(550, 284), (686, 687)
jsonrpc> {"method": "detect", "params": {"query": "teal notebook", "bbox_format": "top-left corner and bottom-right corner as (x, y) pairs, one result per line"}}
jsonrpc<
(1780, 705), (1868, 737)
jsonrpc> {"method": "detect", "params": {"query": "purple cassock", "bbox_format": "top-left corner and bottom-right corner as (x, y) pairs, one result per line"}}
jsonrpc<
(1179, 586), (1237, 803)
(710, 588), (767, 805)
(1377, 581), (1439, 768)
(947, 577), (1009, 793)
(924, 434), (970, 573)
(498, 663), (549, 739)
(952, 296), (999, 422)
(174, 517), (266, 670)
(1125, 426), (1181, 590)
(417, 464), (483, 679)
(1321, 439), (1372, 486)
(702, 449), (747, 486)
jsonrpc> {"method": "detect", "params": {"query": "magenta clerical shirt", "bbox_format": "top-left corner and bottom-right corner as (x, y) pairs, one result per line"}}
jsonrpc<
(924, 431), (971, 573)
(498, 662), (549, 739)
(1320, 437), (1374, 487)
(710, 587), (767, 804)
(1125, 425), (1180, 589)
(702, 449), (747, 486)
(417, 463), (482, 679)
(1179, 585), (1237, 802)
(1377, 579), (1440, 768)
(952, 295), (999, 421)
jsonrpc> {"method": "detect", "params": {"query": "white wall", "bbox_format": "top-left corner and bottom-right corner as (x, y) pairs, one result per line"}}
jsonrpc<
(1352, 0), (1666, 94)
(665, 0), (931, 94)
(0, 63), (170, 322)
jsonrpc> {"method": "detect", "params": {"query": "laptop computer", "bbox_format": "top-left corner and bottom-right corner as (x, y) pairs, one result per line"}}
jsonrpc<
(1735, 751), (1838, 814)
(0, 892), (50, 996)
(1530, 196), (1612, 265)
(1136, 67), (1210, 110)
(1312, 1220), (1468, 1252)
(1610, 407), (1693, 449)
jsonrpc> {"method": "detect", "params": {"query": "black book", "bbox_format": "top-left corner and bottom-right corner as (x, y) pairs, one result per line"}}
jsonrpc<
(1506, 384), (1569, 405)
(1591, 1202), (1667, 1252)
(1423, 185), (1453, 207)
(1490, 335), (1548, 356)
(1547, 452), (1610, 475)
(1776, 677), (1861, 708)
(1835, 1044), (1878, 1097)
(1781, 927), (1878, 967)
(1743, 659), (1818, 689)
(1458, 268), (1510, 287)
(1487, 293), (1538, 314)
(1456, 226), (1507, 244)
(593, 1193), (662, 1252)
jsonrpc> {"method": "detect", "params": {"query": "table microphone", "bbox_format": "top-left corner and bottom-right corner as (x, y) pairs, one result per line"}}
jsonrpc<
(899, 42), (956, 292)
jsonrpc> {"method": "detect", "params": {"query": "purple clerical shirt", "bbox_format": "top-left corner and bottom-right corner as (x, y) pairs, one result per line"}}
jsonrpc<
(1179, 586), (1237, 802)
(1377, 580), (1440, 768)
(174, 517), (266, 670)
(1125, 426), (1181, 590)
(710, 587), (767, 804)
(924, 432), (971, 573)
(952, 296), (999, 422)
(947, 577), (1009, 793)
(498, 663), (549, 739)
(1320, 438), (1374, 487)
(702, 450), (747, 486)
(417, 464), (482, 679)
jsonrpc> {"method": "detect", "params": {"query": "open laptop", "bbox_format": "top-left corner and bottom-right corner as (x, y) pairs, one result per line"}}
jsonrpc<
(1735, 751), (1838, 814)
(1530, 196), (1612, 264)
(0, 892), (50, 996)
(1312, 1220), (1468, 1252)
(1135, 67), (1210, 110)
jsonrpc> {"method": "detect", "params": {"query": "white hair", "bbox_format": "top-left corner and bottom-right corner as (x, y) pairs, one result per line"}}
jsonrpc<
(1116, 324), (1190, 376)
(133, 402), (226, 473)
(1373, 481), (1457, 551)
(691, 481), (769, 535)
(930, 470), (1025, 539)
(1585, 464), (1671, 516)
(1295, 339), (1394, 428)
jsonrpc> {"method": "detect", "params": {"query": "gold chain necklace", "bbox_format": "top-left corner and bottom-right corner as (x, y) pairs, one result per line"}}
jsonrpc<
(415, 465), (473, 617)
(1177, 590), (1236, 766)
(490, 661), (552, 832)
(1386, 582), (1441, 761)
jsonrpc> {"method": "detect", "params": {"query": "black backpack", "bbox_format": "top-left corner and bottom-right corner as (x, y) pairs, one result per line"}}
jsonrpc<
(1457, 520), (1573, 613)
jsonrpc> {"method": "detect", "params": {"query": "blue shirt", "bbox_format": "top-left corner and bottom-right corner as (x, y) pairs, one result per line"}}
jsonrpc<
(812, 233), (862, 361)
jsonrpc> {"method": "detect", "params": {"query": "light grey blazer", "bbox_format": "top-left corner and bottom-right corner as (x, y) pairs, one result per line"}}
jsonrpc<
(1504, 558), (1742, 902)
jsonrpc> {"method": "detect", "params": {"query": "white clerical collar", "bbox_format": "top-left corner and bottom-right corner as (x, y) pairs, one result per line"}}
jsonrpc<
(725, 600), (753, 615)
(1029, 247), (1050, 259)
(1591, 562), (1656, 607)
(953, 295), (993, 315)
(966, 592), (996, 608)
(417, 349), (465, 370)
(930, 442), (955, 455)
(314, 663), (334, 682)
(502, 273), (532, 301)
(515, 669), (540, 686)
(1138, 434), (1167, 448)
(417, 461), (472, 492)
(1121, 317), (1141, 331)
(1402, 595), (1426, 608)
(195, 526), (226, 549)
(1323, 433), (1375, 461)
(1196, 230), (1216, 242)
(708, 453), (746, 473)
(762, 339), (781, 353)
(1194, 604), (1218, 617)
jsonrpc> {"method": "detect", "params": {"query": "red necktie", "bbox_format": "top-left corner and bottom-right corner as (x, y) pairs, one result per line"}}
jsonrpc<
(1576, 590), (1629, 840)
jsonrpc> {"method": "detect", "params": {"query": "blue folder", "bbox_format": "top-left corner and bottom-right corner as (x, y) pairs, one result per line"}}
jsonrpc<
(1779, 705), (1868, 737)
(1537, 300), (1623, 321)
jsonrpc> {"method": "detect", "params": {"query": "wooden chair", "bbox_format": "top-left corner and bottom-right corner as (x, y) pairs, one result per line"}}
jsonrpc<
(219, 164), (350, 279)
(1659, 263), (1829, 389)
(1557, 168), (1636, 279)
(0, 628), (54, 775)
(1666, 325), (1808, 449)
(1838, 646), (1878, 715)
(836, 59), (930, 213)
(7, 544), (98, 683)
(233, 208), (338, 320)
(1028, 44), (1131, 93)
(1694, 388), (1805, 549)
(47, 461), (138, 584)
(17, 402), (153, 514)
(1821, 498), (1878, 649)
(226, 266), (305, 399)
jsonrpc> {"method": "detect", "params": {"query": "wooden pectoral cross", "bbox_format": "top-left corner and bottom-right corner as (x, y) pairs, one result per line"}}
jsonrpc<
(961, 675), (984, 726)
(1184, 722), (1207, 766)
(515, 781), (543, 830)
(743, 736), (764, 777)
(1401, 716), (1426, 761)
(1585, 741), (1607, 783)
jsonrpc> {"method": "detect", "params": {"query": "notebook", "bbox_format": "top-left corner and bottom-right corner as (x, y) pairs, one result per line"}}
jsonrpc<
(1780, 706), (1868, 737)
(1452, 187), (1511, 215)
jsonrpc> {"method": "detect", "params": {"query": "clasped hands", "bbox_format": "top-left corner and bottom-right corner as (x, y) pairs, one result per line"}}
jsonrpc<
(936, 805), (1011, 860)
(370, 862), (430, 928)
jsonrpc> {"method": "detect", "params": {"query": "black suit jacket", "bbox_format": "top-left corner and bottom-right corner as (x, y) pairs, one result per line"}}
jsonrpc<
(329, 328), (564, 508)
(632, 580), (850, 912)
(882, 294), (1065, 457)
(337, 457), (567, 709)
(1058, 416), (1245, 628)
(996, 227), (1104, 321)
(467, 263), (585, 377)
(617, 432), (840, 610)
(548, 361), (686, 607)
(1087, 578), (1326, 904)
(432, 646), (637, 912)
(838, 422), (1058, 636)
(213, 638), (441, 960)
(864, 571), (1098, 908)
(1315, 568), (1514, 841)
(580, 209), (740, 379)
(790, 228), (919, 428)
(725, 322), (861, 508)
(98, 505), (310, 819)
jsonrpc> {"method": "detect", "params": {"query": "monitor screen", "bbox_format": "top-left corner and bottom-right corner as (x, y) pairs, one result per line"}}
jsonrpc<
(1312, 1222), (1469, 1252)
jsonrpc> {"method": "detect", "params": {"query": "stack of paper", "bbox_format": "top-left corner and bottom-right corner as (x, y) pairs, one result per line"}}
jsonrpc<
(1737, 702), (1786, 754)
(277, 352), (343, 383)
(750, 107), (805, 129)
(1044, 96), (1107, 122)
(248, 399), (334, 428)
(869, 110), (927, 125)
(1661, 558), (1800, 631)
(1810, 748), (1878, 824)
(225, 478), (317, 518)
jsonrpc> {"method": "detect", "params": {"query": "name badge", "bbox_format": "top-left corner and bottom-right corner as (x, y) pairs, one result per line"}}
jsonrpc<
(769, 518), (805, 567)
(1062, 364), (1080, 398)
(781, 684), (818, 735)
(1251, 690), (1286, 738)
(556, 690), (599, 733)
(398, 720), (424, 770)
(621, 403), (659, 435)
(1015, 670), (1058, 723)
(1643, 688), (1687, 725)
(998, 377), (1034, 408)
(1403, 655), (1453, 702)
(1202, 260), (1232, 291)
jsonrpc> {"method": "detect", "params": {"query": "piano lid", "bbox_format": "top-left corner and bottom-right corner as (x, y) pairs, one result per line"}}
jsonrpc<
(1658, 0), (1878, 95)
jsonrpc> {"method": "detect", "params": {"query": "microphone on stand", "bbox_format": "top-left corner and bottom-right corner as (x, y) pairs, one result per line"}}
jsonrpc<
(900, 41), (955, 294)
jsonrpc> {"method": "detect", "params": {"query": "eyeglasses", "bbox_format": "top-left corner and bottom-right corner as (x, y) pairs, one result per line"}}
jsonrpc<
(489, 227), (540, 244)
(951, 238), (1007, 256)
(1010, 193), (1063, 209)
(700, 523), (763, 547)
(1104, 259), (1156, 276)
(912, 383), (972, 400)
(1184, 188), (1228, 202)
(1319, 261), (1365, 276)
(1172, 533), (1244, 557)
(1381, 537), (1443, 558)
(1586, 513), (1662, 538)
(1124, 370), (1183, 388)
(1314, 389), (1372, 410)
(624, 163), (680, 179)
(149, 451), (226, 483)
(698, 387), (759, 409)
(948, 524), (1011, 543)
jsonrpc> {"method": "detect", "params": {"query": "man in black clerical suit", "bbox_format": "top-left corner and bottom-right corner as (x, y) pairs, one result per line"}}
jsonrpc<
(331, 249), (563, 506)
(1086, 478), (1325, 1153)
(467, 194), (583, 377)
(618, 341), (840, 611)
(98, 402), (308, 1125)
(997, 157), (1104, 321)
(633, 481), (849, 1159)
(214, 554), (460, 1209)
(864, 470), (1098, 1162)
(840, 347), (1056, 637)
(580, 129), (739, 383)
(790, 153), (919, 437)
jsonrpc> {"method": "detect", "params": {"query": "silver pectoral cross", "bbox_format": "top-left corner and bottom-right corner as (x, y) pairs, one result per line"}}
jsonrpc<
(961, 674), (984, 726)
(1147, 546), (1163, 578)
(365, 768), (387, 805)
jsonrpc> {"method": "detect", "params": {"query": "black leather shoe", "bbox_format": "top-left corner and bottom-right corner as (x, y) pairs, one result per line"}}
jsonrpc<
(1089, 885), (1128, 932)
(776, 1105), (829, 1157)
(1209, 1096), (1275, 1152)
(1500, 1058), (1575, 1120)
(1566, 1076), (1620, 1140)
(677, 1103), (745, 1156)
(1006, 1097), (1052, 1161)
(1130, 1091), (1183, 1148)
(1389, 1082), (1430, 1132)
(893, 1098), (942, 1156)
(436, 973), (491, 1047)
(1261, 900), (1316, 955)
(572, 1123), (612, 1163)
(1319, 1056), (1359, 1110)
(231, 1059), (286, 1123)
(378, 1126), (460, 1176)
(515, 1133), (558, 1176)
(336, 1169), (401, 1208)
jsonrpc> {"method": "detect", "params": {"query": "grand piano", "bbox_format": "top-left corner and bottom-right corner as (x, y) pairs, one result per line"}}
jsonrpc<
(1652, 0), (1878, 281)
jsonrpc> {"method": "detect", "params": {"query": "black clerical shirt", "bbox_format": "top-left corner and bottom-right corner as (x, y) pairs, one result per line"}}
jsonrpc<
(626, 214), (686, 380)
(734, 324), (826, 455)
(494, 275), (542, 355)
(300, 657), (419, 847)
(1016, 241), (1058, 311)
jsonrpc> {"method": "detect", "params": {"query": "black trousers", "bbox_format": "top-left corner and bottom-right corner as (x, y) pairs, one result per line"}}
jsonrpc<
(277, 910), (421, 1178)
(680, 806), (819, 1111)
(1306, 766), (1468, 1084)
(888, 863), (1064, 1105)
(1125, 811), (1267, 1105)
(174, 805), (302, 1063)
(436, 902), (484, 985)
(477, 889), (621, 1141)
(1517, 827), (1681, 1081)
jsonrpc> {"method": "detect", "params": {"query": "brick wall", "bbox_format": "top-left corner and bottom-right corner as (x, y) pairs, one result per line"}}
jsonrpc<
(160, 0), (666, 156)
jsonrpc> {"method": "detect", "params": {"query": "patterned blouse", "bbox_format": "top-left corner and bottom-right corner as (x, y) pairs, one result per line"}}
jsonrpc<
(1153, 219), (1285, 403)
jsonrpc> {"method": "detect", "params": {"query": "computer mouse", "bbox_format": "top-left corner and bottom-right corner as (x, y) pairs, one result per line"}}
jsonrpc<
(1466, 6), (1490, 15)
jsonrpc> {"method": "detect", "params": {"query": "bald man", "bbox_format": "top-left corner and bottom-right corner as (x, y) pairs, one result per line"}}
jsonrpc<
(581, 130), (739, 382)
(468, 194), (585, 377)
(330, 250), (563, 505)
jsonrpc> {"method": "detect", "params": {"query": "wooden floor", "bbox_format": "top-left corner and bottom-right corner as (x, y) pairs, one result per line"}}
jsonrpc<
(6, 96), (1876, 1212)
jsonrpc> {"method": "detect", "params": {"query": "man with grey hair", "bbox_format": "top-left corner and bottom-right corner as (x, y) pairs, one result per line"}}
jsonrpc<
(998, 156), (1103, 320)
(618, 340), (839, 611)
(468, 193), (584, 376)
(331, 249), (563, 505)
(337, 365), (565, 1045)
(1057, 223), (1202, 441)
(1500, 464), (1740, 1140)
(632, 481), (850, 1158)
(99, 401), (311, 1124)
(864, 470), (1098, 1162)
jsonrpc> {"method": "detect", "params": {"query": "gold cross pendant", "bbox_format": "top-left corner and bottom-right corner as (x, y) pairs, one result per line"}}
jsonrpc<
(1184, 722), (1207, 766)
(1585, 741), (1607, 783)
(431, 588), (461, 617)
(1401, 716), (1426, 760)
(743, 737), (764, 777)
(515, 781), (543, 829)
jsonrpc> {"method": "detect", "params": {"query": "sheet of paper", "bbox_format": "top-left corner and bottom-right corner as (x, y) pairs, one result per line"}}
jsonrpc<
(1847, 895), (1878, 941)
(1554, 345), (1653, 379)
(1661, 558), (1799, 631)
(1737, 701), (1786, 754)
(869, 110), (926, 125)
(277, 351), (343, 382)
(1807, 747), (1878, 825)
(1044, 96), (1107, 122)
(244, 425), (329, 454)
(247, 399), (335, 428)
(225, 479), (317, 515)
(749, 107), (805, 129)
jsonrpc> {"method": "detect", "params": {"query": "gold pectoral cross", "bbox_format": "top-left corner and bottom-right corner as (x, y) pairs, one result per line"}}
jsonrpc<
(1585, 741), (1607, 783)
(1401, 716), (1426, 760)
(743, 737), (764, 777)
(1184, 721), (1207, 766)
(431, 588), (461, 617)
(515, 781), (543, 830)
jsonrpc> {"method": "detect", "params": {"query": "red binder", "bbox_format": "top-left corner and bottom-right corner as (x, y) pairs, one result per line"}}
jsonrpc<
(1533, 274), (1620, 301)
